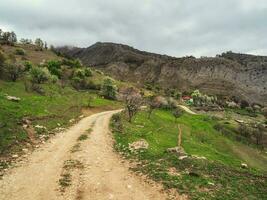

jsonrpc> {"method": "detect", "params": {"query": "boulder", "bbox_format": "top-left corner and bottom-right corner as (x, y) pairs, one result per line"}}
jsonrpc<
(167, 146), (187, 156)
(241, 163), (248, 169)
(6, 96), (21, 102)
(129, 139), (149, 151)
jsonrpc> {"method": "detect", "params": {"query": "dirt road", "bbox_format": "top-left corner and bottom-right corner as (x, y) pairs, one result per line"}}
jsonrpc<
(0, 110), (173, 200)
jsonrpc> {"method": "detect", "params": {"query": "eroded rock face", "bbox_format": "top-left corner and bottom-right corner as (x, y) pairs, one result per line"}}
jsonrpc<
(56, 43), (267, 106)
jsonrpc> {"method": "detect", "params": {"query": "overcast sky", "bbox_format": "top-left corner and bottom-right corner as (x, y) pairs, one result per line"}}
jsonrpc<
(0, 0), (267, 57)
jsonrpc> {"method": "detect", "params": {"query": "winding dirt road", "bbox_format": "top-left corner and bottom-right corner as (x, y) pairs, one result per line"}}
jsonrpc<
(0, 110), (174, 200)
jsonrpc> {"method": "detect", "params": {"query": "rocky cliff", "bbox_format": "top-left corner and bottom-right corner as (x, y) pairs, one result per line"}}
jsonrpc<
(56, 42), (267, 106)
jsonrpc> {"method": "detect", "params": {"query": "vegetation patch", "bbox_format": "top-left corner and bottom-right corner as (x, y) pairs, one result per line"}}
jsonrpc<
(111, 110), (267, 200)
(77, 134), (88, 141)
(59, 159), (84, 192)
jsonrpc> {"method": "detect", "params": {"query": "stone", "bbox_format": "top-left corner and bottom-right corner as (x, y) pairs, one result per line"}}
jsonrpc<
(192, 155), (207, 160)
(129, 139), (149, 151)
(241, 163), (248, 168)
(178, 155), (188, 160)
(35, 125), (47, 130)
(208, 182), (215, 186)
(22, 148), (28, 152)
(6, 96), (21, 102)
(167, 146), (187, 156)
(69, 119), (75, 123)
(12, 154), (19, 158)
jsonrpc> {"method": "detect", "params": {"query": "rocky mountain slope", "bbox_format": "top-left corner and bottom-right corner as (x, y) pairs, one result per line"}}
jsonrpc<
(56, 42), (267, 106)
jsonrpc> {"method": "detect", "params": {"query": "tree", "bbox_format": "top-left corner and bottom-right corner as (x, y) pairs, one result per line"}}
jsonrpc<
(35, 38), (44, 50)
(172, 107), (184, 147)
(119, 87), (143, 123)
(30, 67), (50, 84)
(101, 78), (118, 100)
(172, 107), (184, 122)
(9, 31), (17, 44)
(20, 38), (32, 44)
(147, 96), (161, 119)
(44, 42), (48, 50)
(253, 124), (265, 146)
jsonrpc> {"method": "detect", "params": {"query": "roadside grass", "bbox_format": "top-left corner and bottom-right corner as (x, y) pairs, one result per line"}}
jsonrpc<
(0, 80), (121, 155)
(77, 134), (88, 141)
(59, 159), (84, 192)
(111, 109), (267, 200)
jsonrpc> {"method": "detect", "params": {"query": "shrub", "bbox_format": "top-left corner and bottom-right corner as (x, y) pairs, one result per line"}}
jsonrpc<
(74, 69), (85, 79)
(50, 75), (59, 84)
(46, 60), (61, 78)
(30, 67), (50, 84)
(119, 87), (142, 122)
(23, 61), (33, 71)
(4, 62), (23, 82)
(86, 80), (101, 90)
(101, 78), (118, 100)
(0, 50), (6, 77)
(15, 48), (26, 55)
(172, 107), (184, 122)
(84, 68), (93, 77)
(240, 100), (249, 109)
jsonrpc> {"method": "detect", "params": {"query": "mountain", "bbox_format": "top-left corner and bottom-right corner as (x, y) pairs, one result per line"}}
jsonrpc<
(56, 42), (267, 106)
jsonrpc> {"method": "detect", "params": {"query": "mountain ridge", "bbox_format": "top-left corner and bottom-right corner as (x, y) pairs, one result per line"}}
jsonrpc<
(56, 42), (267, 106)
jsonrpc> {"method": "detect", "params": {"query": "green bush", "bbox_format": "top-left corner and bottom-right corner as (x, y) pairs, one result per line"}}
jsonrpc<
(73, 69), (85, 79)
(30, 67), (51, 84)
(101, 78), (118, 100)
(23, 61), (33, 71)
(15, 48), (26, 55)
(46, 60), (61, 78)
(4, 62), (23, 82)
(84, 68), (93, 77)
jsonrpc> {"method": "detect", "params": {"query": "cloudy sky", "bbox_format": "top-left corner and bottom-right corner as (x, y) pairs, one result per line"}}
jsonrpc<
(0, 0), (267, 57)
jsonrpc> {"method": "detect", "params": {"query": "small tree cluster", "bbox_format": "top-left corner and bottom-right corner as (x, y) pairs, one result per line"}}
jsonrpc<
(101, 78), (118, 100)
(0, 29), (17, 45)
(34, 38), (45, 51)
(191, 90), (217, 106)
(119, 87), (143, 123)
(20, 38), (33, 45)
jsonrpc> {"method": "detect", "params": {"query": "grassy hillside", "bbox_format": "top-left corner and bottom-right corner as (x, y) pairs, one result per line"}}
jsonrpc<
(0, 44), (123, 163)
(111, 110), (267, 199)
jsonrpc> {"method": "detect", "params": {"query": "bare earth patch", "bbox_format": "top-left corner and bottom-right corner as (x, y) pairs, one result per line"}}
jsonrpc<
(0, 110), (180, 200)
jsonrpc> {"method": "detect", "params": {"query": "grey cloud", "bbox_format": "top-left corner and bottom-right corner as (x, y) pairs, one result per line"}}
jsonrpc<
(0, 0), (267, 57)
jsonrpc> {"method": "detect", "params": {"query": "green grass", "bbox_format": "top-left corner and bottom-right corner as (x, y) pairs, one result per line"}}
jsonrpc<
(111, 109), (267, 200)
(77, 134), (88, 141)
(0, 80), (121, 155)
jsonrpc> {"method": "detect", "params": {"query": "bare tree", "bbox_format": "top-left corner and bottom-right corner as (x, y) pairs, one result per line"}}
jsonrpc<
(119, 87), (143, 123)
(147, 96), (162, 119)
(172, 107), (184, 147)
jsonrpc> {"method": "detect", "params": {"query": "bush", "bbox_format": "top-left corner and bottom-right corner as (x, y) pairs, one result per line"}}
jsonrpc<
(73, 69), (85, 79)
(30, 67), (50, 84)
(86, 80), (101, 90)
(4, 62), (23, 81)
(23, 61), (33, 71)
(46, 60), (61, 78)
(50, 75), (58, 84)
(84, 68), (93, 77)
(15, 48), (26, 55)
(240, 100), (249, 109)
(101, 78), (118, 100)
(0, 50), (6, 77)
(172, 107), (184, 122)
